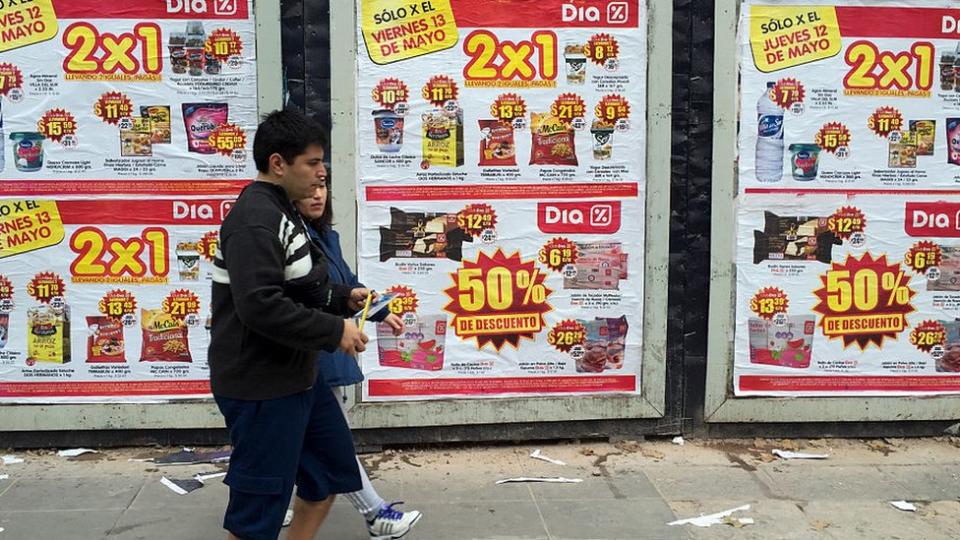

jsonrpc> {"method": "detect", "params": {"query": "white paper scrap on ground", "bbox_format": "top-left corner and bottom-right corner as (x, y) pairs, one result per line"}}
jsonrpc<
(195, 472), (227, 483)
(672, 436), (685, 446)
(890, 500), (917, 512)
(668, 504), (752, 527)
(160, 476), (204, 495)
(772, 449), (829, 460)
(1, 456), (23, 465)
(529, 449), (566, 465)
(738, 518), (755, 525)
(283, 509), (294, 527)
(57, 448), (97, 458)
(495, 477), (582, 485)
(0, 474), (9, 480)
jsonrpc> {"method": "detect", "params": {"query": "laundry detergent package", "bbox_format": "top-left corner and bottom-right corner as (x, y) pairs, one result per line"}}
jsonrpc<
(182, 103), (228, 154)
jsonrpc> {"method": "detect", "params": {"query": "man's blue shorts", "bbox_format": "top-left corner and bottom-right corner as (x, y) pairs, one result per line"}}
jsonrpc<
(215, 381), (361, 540)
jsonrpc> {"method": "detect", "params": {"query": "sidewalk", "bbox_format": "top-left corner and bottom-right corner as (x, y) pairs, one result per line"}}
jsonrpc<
(1, 437), (959, 539)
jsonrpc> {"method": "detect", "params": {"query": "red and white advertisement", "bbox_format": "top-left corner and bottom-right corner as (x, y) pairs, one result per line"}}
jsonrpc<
(0, 0), (255, 402)
(355, 0), (647, 400)
(0, 198), (229, 401)
(735, 0), (960, 396)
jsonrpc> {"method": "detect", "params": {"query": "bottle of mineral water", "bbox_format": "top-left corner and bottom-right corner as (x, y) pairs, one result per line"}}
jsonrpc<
(755, 81), (783, 182)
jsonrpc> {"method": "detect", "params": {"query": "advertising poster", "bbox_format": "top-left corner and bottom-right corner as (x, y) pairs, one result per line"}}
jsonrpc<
(355, 0), (647, 400)
(735, 0), (960, 395)
(0, 0), (256, 402)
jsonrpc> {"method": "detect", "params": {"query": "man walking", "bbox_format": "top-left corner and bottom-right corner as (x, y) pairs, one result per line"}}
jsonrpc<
(209, 110), (370, 539)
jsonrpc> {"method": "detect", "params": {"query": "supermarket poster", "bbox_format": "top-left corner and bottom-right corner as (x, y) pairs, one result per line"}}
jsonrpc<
(0, 0), (255, 402)
(735, 0), (960, 396)
(355, 0), (648, 400)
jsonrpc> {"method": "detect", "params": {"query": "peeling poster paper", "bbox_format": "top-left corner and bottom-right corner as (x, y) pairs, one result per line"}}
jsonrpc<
(530, 449), (566, 465)
(160, 477), (204, 495)
(668, 504), (752, 527)
(495, 477), (582, 485)
(890, 500), (917, 512)
(57, 448), (98, 458)
(772, 449), (829, 460)
(194, 472), (227, 483)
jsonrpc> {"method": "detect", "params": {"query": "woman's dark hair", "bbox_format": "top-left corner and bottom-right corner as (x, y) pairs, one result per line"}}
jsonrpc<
(313, 179), (334, 231)
(253, 109), (328, 173)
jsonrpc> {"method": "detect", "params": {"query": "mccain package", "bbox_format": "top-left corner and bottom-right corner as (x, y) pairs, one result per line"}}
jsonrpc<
(376, 315), (447, 371)
(379, 208), (472, 262)
(748, 316), (814, 369)
(564, 241), (628, 290)
(86, 316), (126, 363)
(938, 319), (960, 373)
(577, 316), (628, 373)
(140, 308), (192, 362)
(753, 211), (841, 264)
(422, 109), (464, 167)
(530, 112), (577, 166)
(928, 245), (960, 292)
(478, 119), (516, 166)
(27, 304), (71, 364)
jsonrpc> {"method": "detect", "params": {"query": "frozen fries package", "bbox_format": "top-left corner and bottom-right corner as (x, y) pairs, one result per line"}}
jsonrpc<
(140, 308), (192, 362)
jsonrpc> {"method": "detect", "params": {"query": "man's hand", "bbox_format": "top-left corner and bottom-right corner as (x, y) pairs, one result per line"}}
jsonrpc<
(348, 288), (374, 312)
(383, 313), (404, 335)
(338, 319), (369, 355)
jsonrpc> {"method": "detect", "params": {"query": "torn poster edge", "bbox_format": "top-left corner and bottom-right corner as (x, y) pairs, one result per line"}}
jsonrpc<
(160, 476), (204, 495)
(57, 448), (98, 458)
(495, 477), (583, 485)
(668, 504), (752, 527)
(195, 471), (228, 483)
(772, 449), (829, 460)
(890, 500), (917, 512)
(529, 449), (566, 466)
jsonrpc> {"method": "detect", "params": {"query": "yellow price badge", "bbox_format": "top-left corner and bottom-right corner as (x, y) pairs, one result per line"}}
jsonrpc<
(0, 0), (58, 52)
(360, 0), (458, 65)
(0, 200), (64, 259)
(749, 6), (841, 73)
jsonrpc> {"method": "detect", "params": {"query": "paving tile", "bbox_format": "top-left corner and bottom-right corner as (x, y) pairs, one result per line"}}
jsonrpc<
(757, 465), (901, 501)
(128, 474), (227, 510)
(644, 466), (771, 500)
(0, 477), (144, 511)
(538, 498), (684, 539)
(527, 473), (663, 501)
(0, 509), (124, 539)
(879, 464), (960, 501)
(398, 499), (549, 540)
(802, 500), (960, 540)
(668, 500), (811, 540)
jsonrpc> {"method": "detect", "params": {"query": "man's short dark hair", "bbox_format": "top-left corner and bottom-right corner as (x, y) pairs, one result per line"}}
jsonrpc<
(253, 110), (328, 173)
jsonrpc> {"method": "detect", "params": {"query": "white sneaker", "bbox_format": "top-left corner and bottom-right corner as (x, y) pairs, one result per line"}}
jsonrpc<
(367, 502), (423, 539)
